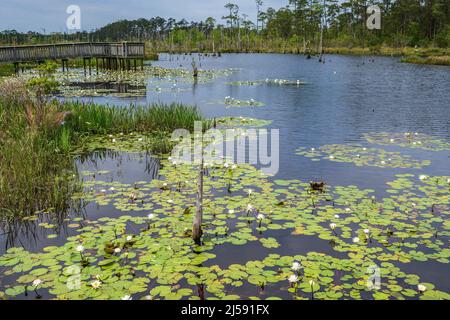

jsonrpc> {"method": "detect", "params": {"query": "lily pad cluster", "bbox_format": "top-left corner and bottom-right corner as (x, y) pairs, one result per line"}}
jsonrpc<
(1, 155), (449, 300)
(222, 97), (265, 107)
(296, 144), (431, 169)
(363, 132), (450, 151)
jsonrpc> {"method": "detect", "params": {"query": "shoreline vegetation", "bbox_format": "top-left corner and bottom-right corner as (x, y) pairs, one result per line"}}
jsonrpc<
(1, 1), (449, 70)
(1, 46), (448, 78)
(0, 76), (209, 221)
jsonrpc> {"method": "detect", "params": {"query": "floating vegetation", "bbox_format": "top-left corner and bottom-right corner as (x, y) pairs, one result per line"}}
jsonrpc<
(226, 79), (306, 87)
(296, 144), (431, 169)
(215, 117), (272, 128)
(1, 156), (449, 299)
(19, 66), (238, 97)
(363, 132), (450, 151)
(264, 78), (306, 86)
(225, 80), (263, 86)
(222, 96), (265, 107)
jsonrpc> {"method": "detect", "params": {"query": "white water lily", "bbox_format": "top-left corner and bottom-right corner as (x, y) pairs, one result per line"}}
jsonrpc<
(311, 147), (315, 151)
(257, 214), (265, 221)
(76, 245), (84, 252)
(390, 139), (395, 143)
(138, 138), (143, 142)
(167, 199), (174, 204)
(114, 247), (121, 254)
(329, 155), (335, 159)
(126, 236), (133, 242)
(288, 275), (299, 283)
(109, 187), (115, 191)
(246, 204), (254, 212)
(417, 284), (427, 293)
(112, 139), (116, 143)
(334, 214), (340, 219)
(147, 213), (155, 219)
(363, 147), (367, 151)
(447, 178), (450, 184)
(247, 189), (253, 196)
(228, 209), (235, 214)
(223, 162), (229, 168)
(363, 229), (370, 235)
(291, 262), (302, 271)
(345, 208), (351, 212)
(32, 279), (42, 287)
(121, 295), (132, 300)
(91, 280), (102, 289)
(329, 223), (337, 230)
(353, 237), (360, 243)
(381, 160), (386, 165)
(231, 164), (237, 170)
(419, 175), (428, 181)
(309, 279), (315, 287)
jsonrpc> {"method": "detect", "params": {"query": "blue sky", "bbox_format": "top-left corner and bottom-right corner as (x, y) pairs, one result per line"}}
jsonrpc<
(0, 0), (286, 32)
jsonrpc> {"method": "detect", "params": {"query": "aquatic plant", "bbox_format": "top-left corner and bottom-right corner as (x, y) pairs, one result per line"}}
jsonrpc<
(296, 144), (431, 169)
(363, 132), (450, 152)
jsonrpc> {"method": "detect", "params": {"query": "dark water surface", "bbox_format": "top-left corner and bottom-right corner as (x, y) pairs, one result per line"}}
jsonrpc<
(1, 54), (449, 298)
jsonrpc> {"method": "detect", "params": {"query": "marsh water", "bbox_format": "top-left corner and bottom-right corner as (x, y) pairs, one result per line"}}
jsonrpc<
(1, 53), (449, 299)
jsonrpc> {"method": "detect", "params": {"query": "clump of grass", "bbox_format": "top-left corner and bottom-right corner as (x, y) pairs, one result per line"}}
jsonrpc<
(62, 101), (208, 135)
(0, 76), (210, 220)
(400, 55), (450, 66)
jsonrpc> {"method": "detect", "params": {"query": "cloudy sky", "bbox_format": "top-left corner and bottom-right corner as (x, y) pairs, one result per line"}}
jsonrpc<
(0, 0), (287, 32)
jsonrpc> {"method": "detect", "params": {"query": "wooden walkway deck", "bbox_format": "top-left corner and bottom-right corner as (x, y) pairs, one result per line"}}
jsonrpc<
(0, 42), (146, 73)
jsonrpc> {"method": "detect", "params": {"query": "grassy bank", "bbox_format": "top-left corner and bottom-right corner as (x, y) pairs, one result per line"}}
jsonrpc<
(0, 77), (208, 220)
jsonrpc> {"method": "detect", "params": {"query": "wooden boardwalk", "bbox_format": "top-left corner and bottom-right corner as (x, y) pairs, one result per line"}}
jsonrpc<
(0, 42), (146, 73)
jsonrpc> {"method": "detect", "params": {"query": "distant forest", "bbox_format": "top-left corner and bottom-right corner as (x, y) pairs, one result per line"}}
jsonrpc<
(1, 1), (449, 52)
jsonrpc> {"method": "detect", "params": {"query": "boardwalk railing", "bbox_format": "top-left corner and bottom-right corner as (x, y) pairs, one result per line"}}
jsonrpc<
(0, 42), (145, 63)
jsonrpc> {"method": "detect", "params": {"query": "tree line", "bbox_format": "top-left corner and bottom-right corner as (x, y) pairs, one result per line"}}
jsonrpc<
(1, 1), (449, 52)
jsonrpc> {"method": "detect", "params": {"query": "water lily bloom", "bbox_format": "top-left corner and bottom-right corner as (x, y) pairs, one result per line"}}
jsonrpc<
(329, 155), (335, 159)
(334, 214), (340, 219)
(76, 245), (84, 252)
(311, 148), (315, 151)
(224, 162), (229, 168)
(353, 237), (360, 243)
(231, 164), (237, 170)
(138, 138), (143, 142)
(247, 189), (253, 196)
(417, 284), (427, 293)
(390, 139), (395, 143)
(114, 248), (121, 254)
(228, 209), (235, 214)
(147, 213), (155, 219)
(112, 139), (116, 143)
(329, 223), (337, 230)
(126, 236), (133, 241)
(364, 229), (370, 235)
(419, 175), (428, 181)
(121, 295), (132, 300)
(32, 279), (42, 287)
(345, 208), (351, 212)
(257, 214), (265, 221)
(309, 279), (315, 287)
(447, 178), (450, 184)
(246, 204), (254, 212)
(291, 262), (302, 271)
(91, 280), (102, 289)
(288, 275), (298, 283)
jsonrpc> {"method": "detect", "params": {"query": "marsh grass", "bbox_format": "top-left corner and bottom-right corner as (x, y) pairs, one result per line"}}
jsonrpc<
(0, 77), (209, 220)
